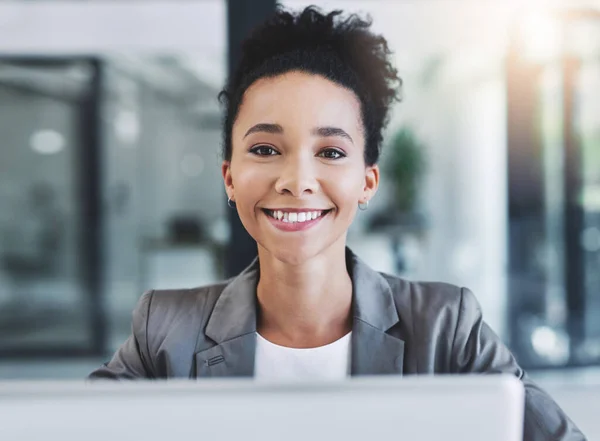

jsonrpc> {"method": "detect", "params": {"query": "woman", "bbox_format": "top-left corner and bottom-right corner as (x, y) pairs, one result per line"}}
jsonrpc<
(90, 5), (585, 441)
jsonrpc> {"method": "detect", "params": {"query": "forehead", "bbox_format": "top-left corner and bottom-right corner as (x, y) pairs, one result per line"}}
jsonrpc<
(234, 71), (363, 137)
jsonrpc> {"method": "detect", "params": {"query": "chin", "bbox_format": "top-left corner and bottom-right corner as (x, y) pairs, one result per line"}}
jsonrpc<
(261, 239), (326, 266)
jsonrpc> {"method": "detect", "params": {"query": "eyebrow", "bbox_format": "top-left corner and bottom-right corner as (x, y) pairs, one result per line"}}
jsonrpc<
(243, 123), (283, 138)
(312, 126), (354, 144)
(243, 123), (354, 144)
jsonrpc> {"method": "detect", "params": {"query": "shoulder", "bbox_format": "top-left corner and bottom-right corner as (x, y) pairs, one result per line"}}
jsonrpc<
(380, 272), (476, 308)
(140, 279), (231, 325)
(378, 272), (482, 329)
(127, 280), (235, 377)
(377, 272), (486, 373)
(130, 279), (231, 351)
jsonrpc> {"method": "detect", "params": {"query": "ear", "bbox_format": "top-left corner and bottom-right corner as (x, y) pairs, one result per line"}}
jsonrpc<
(361, 164), (380, 204)
(222, 160), (235, 201)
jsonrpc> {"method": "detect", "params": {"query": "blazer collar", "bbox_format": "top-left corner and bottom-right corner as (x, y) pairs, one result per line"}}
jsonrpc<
(347, 248), (400, 332)
(205, 260), (259, 344)
(196, 248), (404, 377)
(346, 249), (405, 375)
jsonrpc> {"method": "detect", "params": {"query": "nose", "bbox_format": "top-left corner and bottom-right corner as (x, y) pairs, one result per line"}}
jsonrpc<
(274, 153), (319, 197)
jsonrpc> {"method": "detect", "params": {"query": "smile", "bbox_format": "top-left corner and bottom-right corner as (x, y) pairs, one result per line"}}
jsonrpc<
(263, 209), (329, 223)
(261, 208), (332, 231)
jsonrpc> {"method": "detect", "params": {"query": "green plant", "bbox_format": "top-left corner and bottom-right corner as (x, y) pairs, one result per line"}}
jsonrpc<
(384, 127), (426, 213)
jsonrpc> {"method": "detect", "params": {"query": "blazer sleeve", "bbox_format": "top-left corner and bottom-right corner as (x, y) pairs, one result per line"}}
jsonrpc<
(88, 291), (155, 379)
(452, 287), (586, 441)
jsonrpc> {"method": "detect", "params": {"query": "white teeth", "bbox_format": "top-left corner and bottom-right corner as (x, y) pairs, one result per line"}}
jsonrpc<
(268, 210), (326, 223)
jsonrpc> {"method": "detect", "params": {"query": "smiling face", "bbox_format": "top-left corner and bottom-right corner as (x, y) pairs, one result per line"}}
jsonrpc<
(222, 71), (379, 265)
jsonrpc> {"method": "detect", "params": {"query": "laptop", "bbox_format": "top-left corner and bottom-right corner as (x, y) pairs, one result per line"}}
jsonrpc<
(0, 374), (524, 441)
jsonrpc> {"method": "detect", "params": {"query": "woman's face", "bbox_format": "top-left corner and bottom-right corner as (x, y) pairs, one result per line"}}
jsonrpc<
(223, 71), (379, 265)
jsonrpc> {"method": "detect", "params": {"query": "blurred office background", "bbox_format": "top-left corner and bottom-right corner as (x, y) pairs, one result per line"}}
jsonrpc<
(0, 0), (599, 384)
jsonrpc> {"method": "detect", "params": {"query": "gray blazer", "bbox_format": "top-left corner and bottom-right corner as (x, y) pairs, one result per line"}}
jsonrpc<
(90, 249), (585, 441)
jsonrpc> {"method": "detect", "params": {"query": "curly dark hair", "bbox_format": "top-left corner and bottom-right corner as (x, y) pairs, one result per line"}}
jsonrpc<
(218, 5), (402, 166)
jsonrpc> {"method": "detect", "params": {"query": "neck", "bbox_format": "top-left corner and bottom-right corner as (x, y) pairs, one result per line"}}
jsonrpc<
(256, 242), (353, 348)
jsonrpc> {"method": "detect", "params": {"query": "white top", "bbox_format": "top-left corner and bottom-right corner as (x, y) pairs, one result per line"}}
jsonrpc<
(254, 332), (352, 382)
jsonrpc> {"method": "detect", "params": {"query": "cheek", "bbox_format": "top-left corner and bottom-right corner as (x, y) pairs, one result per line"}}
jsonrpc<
(232, 163), (259, 188)
(323, 167), (365, 210)
(230, 161), (271, 207)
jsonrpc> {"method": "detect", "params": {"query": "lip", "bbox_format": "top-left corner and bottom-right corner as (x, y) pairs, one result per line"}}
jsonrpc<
(261, 208), (331, 232)
(262, 207), (329, 212)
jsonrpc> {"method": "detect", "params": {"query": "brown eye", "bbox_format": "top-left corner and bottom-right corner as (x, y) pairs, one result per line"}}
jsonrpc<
(250, 145), (279, 156)
(318, 148), (346, 160)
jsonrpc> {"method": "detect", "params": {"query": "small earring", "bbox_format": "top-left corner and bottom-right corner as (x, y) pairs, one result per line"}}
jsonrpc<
(227, 197), (236, 209)
(358, 200), (369, 211)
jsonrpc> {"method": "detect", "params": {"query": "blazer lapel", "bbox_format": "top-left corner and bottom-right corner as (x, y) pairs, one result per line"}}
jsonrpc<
(193, 248), (405, 378)
(348, 249), (405, 376)
(195, 333), (256, 377)
(195, 259), (260, 378)
(351, 320), (405, 375)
